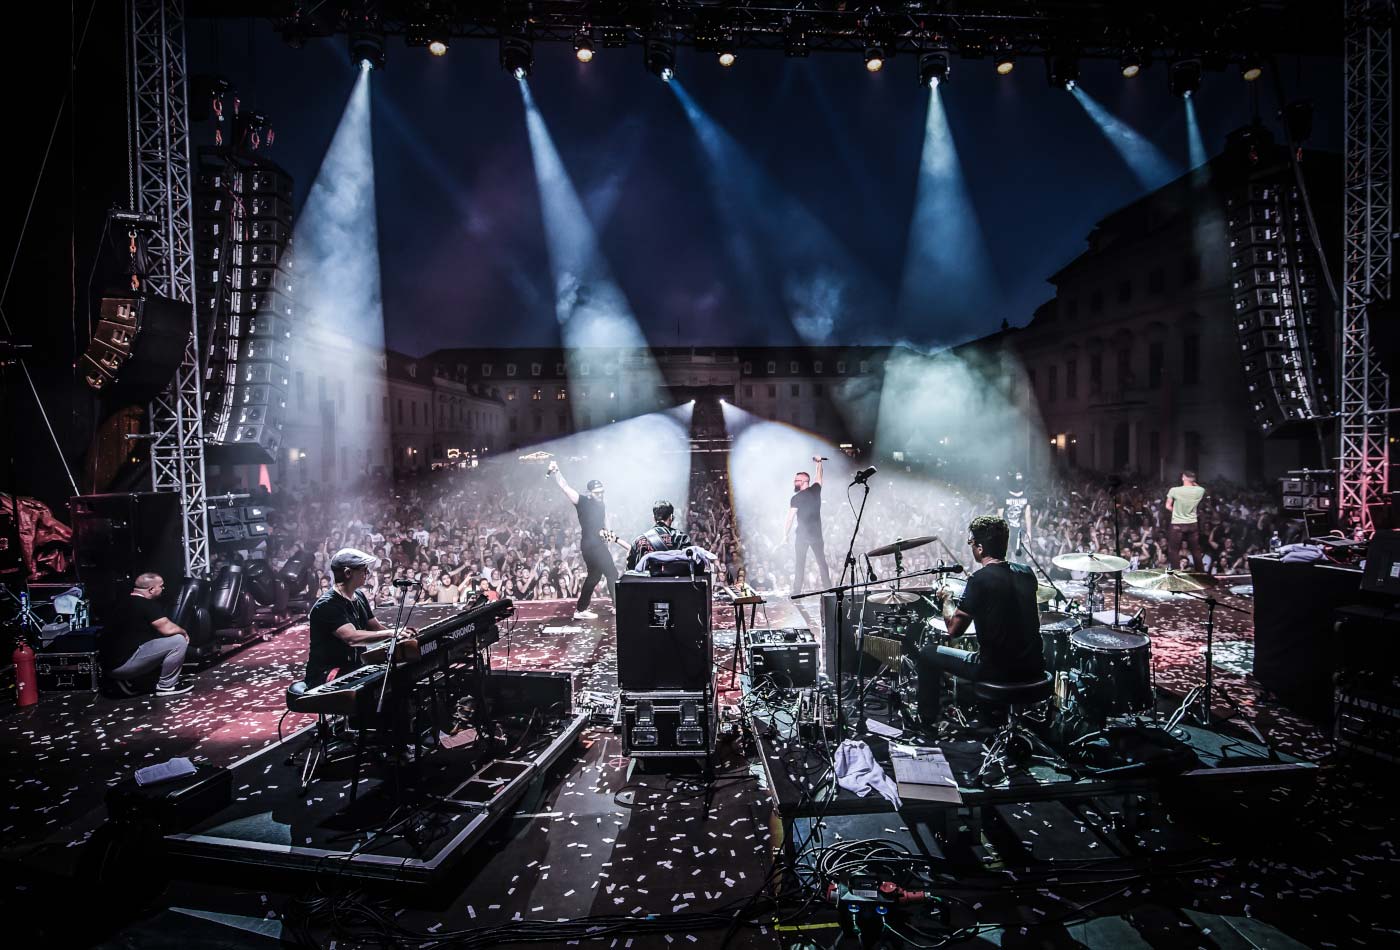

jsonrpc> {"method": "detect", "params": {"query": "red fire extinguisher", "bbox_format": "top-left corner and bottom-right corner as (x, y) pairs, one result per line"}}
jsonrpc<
(13, 639), (38, 708)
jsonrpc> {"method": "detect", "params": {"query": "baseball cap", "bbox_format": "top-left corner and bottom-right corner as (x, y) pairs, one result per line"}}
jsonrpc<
(330, 547), (380, 571)
(586, 479), (604, 492)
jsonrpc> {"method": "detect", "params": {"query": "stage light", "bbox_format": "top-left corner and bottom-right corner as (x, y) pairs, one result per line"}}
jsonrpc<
(1241, 59), (1263, 82)
(865, 45), (885, 73)
(1047, 52), (1079, 90)
(1120, 52), (1143, 78)
(785, 20), (810, 58)
(349, 30), (385, 71)
(500, 31), (533, 79)
(994, 53), (1015, 76)
(575, 30), (594, 63)
(1169, 59), (1202, 98)
(918, 50), (951, 88)
(427, 38), (448, 57)
(718, 49), (737, 67)
(646, 36), (676, 81)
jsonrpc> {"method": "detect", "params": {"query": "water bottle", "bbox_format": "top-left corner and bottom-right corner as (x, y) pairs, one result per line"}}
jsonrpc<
(1269, 530), (1282, 553)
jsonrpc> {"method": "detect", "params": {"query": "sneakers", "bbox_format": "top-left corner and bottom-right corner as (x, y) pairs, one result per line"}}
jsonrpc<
(155, 681), (195, 697)
(573, 609), (599, 620)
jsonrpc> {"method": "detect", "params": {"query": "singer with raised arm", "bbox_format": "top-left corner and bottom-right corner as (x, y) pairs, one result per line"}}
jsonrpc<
(547, 459), (618, 619)
(304, 548), (417, 688)
(913, 516), (1043, 727)
(783, 456), (831, 591)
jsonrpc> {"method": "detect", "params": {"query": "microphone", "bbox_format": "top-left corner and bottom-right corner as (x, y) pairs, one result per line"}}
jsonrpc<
(850, 466), (878, 486)
(392, 578), (420, 589)
(864, 554), (878, 583)
(937, 564), (964, 574)
(813, 456), (830, 461)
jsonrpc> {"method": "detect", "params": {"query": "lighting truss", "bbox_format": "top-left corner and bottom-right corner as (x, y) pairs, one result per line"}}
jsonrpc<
(1338, 0), (1393, 534)
(131, 0), (210, 576)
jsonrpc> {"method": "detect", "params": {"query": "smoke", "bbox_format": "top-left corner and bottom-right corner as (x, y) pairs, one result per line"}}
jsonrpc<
(1071, 86), (1179, 192)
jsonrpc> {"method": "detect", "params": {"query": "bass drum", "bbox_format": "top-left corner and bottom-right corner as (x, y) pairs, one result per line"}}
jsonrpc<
(1063, 627), (1153, 721)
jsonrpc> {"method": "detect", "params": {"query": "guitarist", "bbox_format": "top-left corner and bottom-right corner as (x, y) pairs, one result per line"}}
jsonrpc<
(623, 500), (693, 571)
(548, 460), (618, 620)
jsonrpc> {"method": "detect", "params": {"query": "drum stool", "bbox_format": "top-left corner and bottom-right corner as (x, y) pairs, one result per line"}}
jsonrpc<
(970, 675), (1057, 785)
(283, 680), (358, 794)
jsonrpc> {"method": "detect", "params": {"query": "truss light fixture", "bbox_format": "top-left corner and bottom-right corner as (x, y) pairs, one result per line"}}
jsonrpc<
(785, 19), (809, 58)
(865, 44), (886, 73)
(1241, 58), (1263, 82)
(1169, 58), (1202, 98)
(1047, 52), (1080, 90)
(428, 37), (448, 57)
(349, 29), (386, 70)
(994, 49), (1015, 75)
(646, 36), (676, 81)
(1120, 51), (1143, 78)
(500, 31), (534, 79)
(918, 50), (951, 88)
(575, 30), (595, 63)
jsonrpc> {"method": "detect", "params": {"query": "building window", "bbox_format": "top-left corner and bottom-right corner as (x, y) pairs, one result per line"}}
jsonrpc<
(1066, 359), (1078, 399)
(555, 389), (567, 400)
(1089, 290), (1103, 314)
(1089, 354), (1103, 394)
(382, 396), (389, 422)
(411, 402), (417, 425)
(506, 387), (517, 401)
(1116, 347), (1133, 387)
(532, 388), (542, 401)
(1117, 280), (1133, 304)
(397, 399), (403, 424)
(1148, 267), (1165, 294)
(744, 385), (753, 398)
(482, 364), (493, 376)
(1048, 365), (1059, 402)
(790, 360), (800, 374)
(1183, 333), (1200, 384)
(509, 416), (518, 433)
(790, 384), (800, 397)
(836, 361), (847, 374)
(766, 360), (776, 374)
(506, 363), (517, 377)
(1148, 341), (1164, 388)
(767, 384), (777, 398)
(580, 363), (590, 376)
(556, 363), (565, 375)
(814, 360), (823, 373)
(531, 363), (542, 377)
(742, 361), (752, 374)
(859, 360), (870, 373)
(815, 383), (825, 396)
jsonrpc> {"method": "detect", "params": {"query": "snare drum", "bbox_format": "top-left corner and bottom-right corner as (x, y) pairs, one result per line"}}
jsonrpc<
(1039, 614), (1084, 673)
(1064, 626), (1153, 721)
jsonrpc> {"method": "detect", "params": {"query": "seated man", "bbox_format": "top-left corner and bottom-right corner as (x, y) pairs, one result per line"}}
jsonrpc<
(913, 515), (1044, 726)
(102, 573), (193, 697)
(304, 548), (416, 688)
(626, 500), (694, 572)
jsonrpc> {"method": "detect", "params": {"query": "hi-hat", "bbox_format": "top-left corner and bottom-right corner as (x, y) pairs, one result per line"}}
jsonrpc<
(1123, 569), (1217, 592)
(867, 536), (937, 557)
(1051, 552), (1130, 573)
(867, 589), (924, 605)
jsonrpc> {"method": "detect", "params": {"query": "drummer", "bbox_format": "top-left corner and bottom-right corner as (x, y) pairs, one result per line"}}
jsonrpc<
(914, 515), (1044, 727)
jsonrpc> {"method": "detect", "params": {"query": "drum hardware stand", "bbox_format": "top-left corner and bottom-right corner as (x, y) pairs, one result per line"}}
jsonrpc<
(1166, 588), (1248, 729)
(793, 565), (958, 739)
(1109, 477), (1124, 626)
(1018, 536), (1067, 608)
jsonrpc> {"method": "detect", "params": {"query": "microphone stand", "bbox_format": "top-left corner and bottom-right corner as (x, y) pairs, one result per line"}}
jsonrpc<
(1018, 535), (1068, 610)
(1168, 587), (1249, 729)
(835, 478), (872, 734)
(1110, 480), (1124, 627)
(375, 582), (422, 716)
(793, 565), (962, 737)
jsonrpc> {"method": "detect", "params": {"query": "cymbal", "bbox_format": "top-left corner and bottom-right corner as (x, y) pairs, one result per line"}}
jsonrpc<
(1123, 569), (1217, 593)
(867, 589), (924, 605)
(1051, 552), (1130, 573)
(867, 536), (937, 557)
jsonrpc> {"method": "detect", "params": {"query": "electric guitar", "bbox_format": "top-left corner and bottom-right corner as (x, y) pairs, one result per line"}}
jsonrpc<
(598, 529), (630, 552)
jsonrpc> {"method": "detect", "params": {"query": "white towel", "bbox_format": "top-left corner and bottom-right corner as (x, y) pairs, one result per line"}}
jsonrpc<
(833, 739), (902, 810)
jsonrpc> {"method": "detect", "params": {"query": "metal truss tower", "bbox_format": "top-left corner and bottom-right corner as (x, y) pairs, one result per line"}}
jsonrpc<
(130, 0), (210, 575)
(1339, 0), (1394, 535)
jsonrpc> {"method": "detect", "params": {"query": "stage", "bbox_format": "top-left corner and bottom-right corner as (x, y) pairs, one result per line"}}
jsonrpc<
(0, 589), (1392, 948)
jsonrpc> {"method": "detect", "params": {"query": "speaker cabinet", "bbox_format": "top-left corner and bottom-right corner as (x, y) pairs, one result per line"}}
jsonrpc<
(615, 574), (712, 691)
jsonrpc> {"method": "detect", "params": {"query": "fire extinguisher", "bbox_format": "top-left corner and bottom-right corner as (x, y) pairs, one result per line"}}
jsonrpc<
(13, 638), (38, 708)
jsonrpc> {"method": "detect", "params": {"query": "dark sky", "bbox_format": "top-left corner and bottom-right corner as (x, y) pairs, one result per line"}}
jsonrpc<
(187, 21), (1342, 356)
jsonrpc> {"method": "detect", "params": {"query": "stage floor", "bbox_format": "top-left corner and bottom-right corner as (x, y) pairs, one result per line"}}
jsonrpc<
(0, 591), (1392, 949)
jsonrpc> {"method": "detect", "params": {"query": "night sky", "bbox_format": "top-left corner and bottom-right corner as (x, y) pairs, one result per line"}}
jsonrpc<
(187, 21), (1341, 356)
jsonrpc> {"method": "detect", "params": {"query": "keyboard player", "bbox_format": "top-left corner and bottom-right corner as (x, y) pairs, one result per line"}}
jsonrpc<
(304, 548), (417, 688)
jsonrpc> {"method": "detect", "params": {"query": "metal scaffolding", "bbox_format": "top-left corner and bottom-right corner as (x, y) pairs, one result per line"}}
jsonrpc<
(130, 0), (210, 576)
(1339, 0), (1394, 534)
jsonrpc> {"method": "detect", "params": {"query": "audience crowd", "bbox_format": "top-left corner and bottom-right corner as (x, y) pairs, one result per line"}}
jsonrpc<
(247, 461), (1288, 606)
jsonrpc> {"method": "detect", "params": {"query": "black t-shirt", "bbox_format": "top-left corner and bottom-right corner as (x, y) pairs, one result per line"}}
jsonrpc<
(790, 483), (823, 537)
(305, 589), (374, 687)
(957, 561), (1044, 682)
(627, 523), (694, 571)
(575, 495), (607, 547)
(101, 595), (167, 670)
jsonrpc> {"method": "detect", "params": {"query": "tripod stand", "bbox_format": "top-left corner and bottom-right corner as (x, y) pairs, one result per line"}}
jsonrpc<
(1166, 588), (1249, 729)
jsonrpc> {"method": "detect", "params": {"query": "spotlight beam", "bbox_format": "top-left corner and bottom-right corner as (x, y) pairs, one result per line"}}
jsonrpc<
(1070, 86), (1180, 192)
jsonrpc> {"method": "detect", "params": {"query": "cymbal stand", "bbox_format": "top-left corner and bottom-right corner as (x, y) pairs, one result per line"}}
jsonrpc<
(1018, 536), (1068, 609)
(1166, 588), (1248, 729)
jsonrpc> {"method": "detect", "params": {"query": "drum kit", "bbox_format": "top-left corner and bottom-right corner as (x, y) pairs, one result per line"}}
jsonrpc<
(858, 534), (1222, 738)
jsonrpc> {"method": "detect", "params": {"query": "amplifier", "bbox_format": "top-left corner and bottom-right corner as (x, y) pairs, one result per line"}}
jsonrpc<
(619, 687), (717, 758)
(1335, 683), (1400, 764)
(746, 627), (818, 689)
(616, 573), (712, 691)
(34, 651), (99, 692)
(105, 764), (233, 832)
(485, 669), (573, 717)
